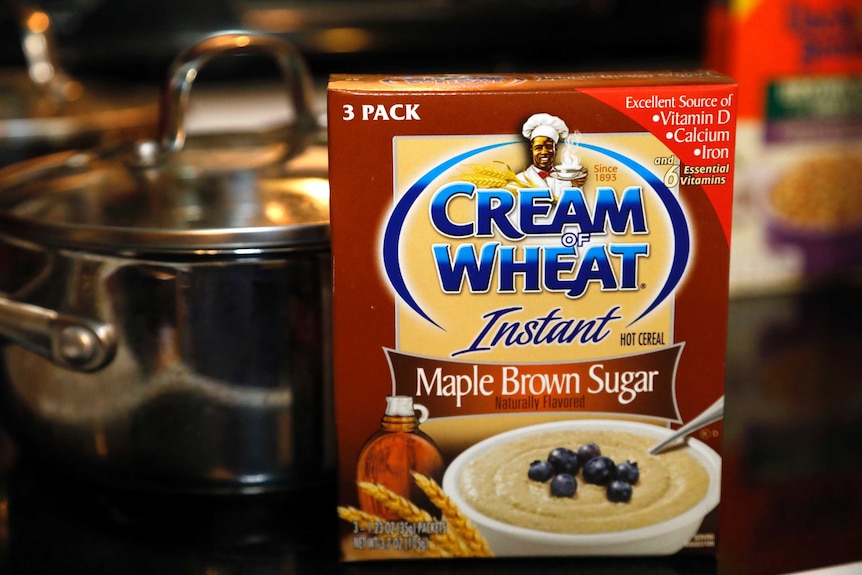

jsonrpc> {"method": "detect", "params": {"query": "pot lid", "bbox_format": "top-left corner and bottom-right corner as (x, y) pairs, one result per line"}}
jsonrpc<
(0, 8), (158, 149)
(0, 32), (329, 256)
(0, 73), (158, 148)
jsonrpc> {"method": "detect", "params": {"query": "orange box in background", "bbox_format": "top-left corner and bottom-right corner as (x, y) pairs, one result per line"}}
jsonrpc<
(707, 0), (862, 295)
(328, 72), (737, 560)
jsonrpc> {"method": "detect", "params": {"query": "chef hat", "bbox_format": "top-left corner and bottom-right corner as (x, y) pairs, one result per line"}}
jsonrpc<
(522, 113), (569, 143)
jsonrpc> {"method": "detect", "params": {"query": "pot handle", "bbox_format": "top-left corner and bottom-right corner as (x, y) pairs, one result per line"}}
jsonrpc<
(158, 32), (317, 155)
(0, 296), (116, 373)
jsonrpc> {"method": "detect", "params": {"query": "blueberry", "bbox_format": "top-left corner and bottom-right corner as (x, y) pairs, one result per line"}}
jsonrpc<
(550, 473), (578, 497)
(577, 442), (601, 463)
(582, 455), (617, 485)
(616, 460), (640, 484)
(607, 480), (633, 503)
(527, 459), (555, 482)
(547, 447), (579, 474)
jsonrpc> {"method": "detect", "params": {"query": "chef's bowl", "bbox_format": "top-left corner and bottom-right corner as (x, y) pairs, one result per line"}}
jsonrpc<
(441, 419), (721, 557)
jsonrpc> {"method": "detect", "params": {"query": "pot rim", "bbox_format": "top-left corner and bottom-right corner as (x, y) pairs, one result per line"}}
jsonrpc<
(0, 214), (330, 257)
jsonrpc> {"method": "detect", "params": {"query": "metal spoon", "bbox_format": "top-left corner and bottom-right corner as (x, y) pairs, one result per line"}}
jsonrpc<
(649, 396), (724, 455)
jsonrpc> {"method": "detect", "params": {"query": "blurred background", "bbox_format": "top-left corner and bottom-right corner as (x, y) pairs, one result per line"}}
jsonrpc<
(0, 1), (860, 574)
(0, 1), (709, 79)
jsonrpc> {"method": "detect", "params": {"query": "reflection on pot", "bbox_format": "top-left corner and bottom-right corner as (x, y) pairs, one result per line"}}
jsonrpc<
(0, 244), (333, 493)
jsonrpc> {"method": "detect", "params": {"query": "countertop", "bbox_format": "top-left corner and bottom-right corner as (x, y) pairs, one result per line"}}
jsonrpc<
(0, 278), (860, 575)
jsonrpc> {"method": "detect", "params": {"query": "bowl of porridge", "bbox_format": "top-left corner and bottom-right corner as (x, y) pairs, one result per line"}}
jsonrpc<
(761, 151), (862, 277)
(441, 419), (721, 556)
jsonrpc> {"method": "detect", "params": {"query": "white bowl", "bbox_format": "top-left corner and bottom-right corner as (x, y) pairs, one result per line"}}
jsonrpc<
(442, 419), (721, 557)
(554, 167), (587, 181)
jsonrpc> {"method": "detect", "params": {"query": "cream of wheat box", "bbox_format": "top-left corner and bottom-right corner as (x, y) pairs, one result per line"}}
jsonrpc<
(327, 71), (737, 560)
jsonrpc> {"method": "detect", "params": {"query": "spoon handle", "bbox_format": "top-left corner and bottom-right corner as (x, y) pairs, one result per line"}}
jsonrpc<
(649, 396), (724, 455)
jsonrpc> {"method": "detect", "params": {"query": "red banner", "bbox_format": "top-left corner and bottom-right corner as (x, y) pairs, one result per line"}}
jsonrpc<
(384, 344), (684, 422)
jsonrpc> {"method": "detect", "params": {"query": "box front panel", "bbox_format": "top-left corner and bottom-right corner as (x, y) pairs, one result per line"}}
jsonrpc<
(329, 74), (736, 561)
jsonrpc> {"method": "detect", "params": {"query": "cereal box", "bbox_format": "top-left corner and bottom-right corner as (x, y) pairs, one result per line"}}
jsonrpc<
(706, 0), (862, 295)
(327, 71), (737, 559)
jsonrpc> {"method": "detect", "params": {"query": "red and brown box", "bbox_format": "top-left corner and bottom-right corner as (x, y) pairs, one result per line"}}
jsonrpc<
(327, 72), (737, 560)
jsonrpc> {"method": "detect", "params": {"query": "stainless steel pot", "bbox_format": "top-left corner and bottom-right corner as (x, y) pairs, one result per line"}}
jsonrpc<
(0, 32), (332, 494)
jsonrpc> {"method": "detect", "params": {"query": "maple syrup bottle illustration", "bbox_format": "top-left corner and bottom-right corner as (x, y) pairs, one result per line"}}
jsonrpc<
(356, 395), (444, 520)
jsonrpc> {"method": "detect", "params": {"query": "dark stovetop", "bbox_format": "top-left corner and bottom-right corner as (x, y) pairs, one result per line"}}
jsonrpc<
(0, 279), (861, 575)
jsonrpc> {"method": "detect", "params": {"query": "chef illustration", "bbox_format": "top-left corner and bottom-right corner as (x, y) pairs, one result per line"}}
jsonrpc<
(516, 113), (588, 196)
